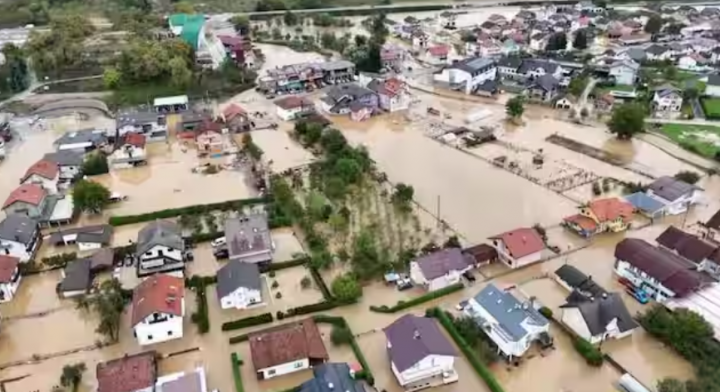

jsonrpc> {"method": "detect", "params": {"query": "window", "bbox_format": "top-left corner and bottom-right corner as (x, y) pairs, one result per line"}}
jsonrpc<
(168, 330), (173, 336)
(294, 362), (303, 369)
(147, 335), (153, 340)
(267, 369), (276, 376)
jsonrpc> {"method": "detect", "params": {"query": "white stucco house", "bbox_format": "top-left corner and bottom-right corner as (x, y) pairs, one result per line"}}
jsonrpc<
(0, 214), (40, 262)
(0, 255), (21, 302)
(706, 74), (720, 97)
(608, 59), (639, 86)
(646, 176), (703, 216)
(43, 150), (84, 181)
(249, 318), (329, 380)
(367, 77), (411, 112)
(489, 227), (546, 269)
(652, 86), (683, 119)
(135, 220), (185, 277)
(409, 248), (471, 292)
(384, 314), (459, 391)
(131, 274), (185, 346)
(433, 57), (497, 95)
(464, 284), (550, 359)
(20, 159), (60, 195)
(49, 224), (113, 252)
(274, 96), (315, 121)
(216, 260), (263, 310)
(560, 292), (638, 345)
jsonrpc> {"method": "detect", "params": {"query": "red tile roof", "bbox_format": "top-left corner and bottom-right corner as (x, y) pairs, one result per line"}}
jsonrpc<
(0, 255), (19, 283)
(564, 214), (598, 231)
(490, 227), (545, 259)
(275, 96), (312, 110)
(588, 198), (634, 223)
(97, 352), (157, 392)
(428, 45), (449, 57)
(125, 133), (146, 148)
(21, 159), (59, 182)
(223, 103), (247, 121)
(2, 184), (47, 209)
(249, 318), (328, 370)
(131, 275), (184, 326)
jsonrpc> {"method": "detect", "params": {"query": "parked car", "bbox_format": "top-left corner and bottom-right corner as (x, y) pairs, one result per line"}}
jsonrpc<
(183, 250), (194, 262)
(455, 300), (469, 311)
(625, 286), (649, 304)
(396, 278), (413, 291)
(214, 248), (229, 260)
(109, 192), (129, 203)
(211, 237), (227, 248)
(462, 271), (476, 282)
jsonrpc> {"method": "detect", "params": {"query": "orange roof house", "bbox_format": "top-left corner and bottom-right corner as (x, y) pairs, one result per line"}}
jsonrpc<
(2, 184), (47, 210)
(564, 197), (635, 237)
(21, 160), (59, 183)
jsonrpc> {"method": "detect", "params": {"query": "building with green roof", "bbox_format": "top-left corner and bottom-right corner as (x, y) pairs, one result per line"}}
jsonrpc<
(168, 13), (227, 69)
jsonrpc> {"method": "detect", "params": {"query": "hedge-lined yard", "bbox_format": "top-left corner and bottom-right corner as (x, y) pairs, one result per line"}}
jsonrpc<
(426, 307), (505, 392)
(369, 283), (464, 313)
(108, 197), (269, 226)
(312, 315), (374, 385)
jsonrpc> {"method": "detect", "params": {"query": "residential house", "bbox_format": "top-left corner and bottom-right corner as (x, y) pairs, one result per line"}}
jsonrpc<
(706, 74), (720, 97)
(560, 291), (638, 344)
(608, 59), (639, 86)
(20, 159), (60, 194)
(135, 220), (186, 276)
(412, 31), (429, 49)
(216, 260), (263, 310)
(439, 11), (457, 29)
(527, 74), (560, 102)
(518, 59), (564, 80)
(319, 61), (356, 85)
(496, 56), (524, 80)
(131, 274), (185, 346)
(221, 103), (251, 133)
(275, 96), (315, 121)
(55, 129), (107, 152)
(381, 44), (405, 71)
(0, 214), (40, 262)
(116, 110), (168, 142)
(367, 77), (411, 112)
(645, 44), (672, 61)
(554, 265), (607, 296)
(155, 367), (209, 392)
(97, 352), (157, 392)
(624, 192), (666, 219)
(409, 248), (471, 291)
(614, 238), (710, 301)
(702, 208), (720, 243)
(489, 227), (546, 269)
(464, 283), (550, 359)
(646, 176), (703, 215)
(433, 57), (497, 95)
(463, 244), (498, 267)
(111, 133), (148, 169)
(320, 84), (379, 119)
(298, 363), (364, 392)
(43, 150), (84, 181)
(196, 130), (225, 156)
(224, 214), (274, 264)
(383, 314), (458, 391)
(652, 86), (683, 118)
(424, 45), (450, 65)
(0, 255), (21, 302)
(169, 13), (226, 69)
(59, 249), (113, 298)
(529, 33), (549, 52)
(2, 184), (48, 220)
(657, 226), (720, 279)
(249, 318), (329, 379)
(563, 198), (634, 238)
(49, 224), (113, 251)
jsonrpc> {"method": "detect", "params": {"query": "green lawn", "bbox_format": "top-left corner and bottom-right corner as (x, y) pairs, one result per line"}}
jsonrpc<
(611, 84), (636, 92)
(660, 123), (720, 158)
(701, 98), (720, 118)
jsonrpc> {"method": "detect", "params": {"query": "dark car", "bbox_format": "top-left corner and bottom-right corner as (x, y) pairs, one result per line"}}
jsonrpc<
(214, 248), (229, 260)
(462, 271), (476, 282)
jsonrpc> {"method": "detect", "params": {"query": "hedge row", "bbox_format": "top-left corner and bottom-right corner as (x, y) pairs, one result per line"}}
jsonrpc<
(427, 308), (505, 392)
(231, 353), (244, 392)
(186, 275), (215, 334)
(309, 266), (332, 300)
(42, 252), (78, 268)
(277, 301), (340, 320)
(222, 312), (274, 331)
(259, 257), (308, 273)
(108, 197), (269, 226)
(369, 283), (464, 313)
(312, 315), (374, 385)
(572, 337), (603, 366)
(229, 333), (250, 345)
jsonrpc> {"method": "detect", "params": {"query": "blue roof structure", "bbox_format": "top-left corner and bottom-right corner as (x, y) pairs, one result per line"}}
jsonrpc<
(472, 284), (548, 342)
(625, 192), (665, 215)
(299, 363), (364, 392)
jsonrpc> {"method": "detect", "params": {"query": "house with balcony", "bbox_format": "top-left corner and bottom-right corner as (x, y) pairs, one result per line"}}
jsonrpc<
(608, 59), (639, 86)
(20, 159), (60, 194)
(116, 110), (168, 142)
(131, 274), (185, 346)
(220, 103), (251, 133)
(614, 238), (711, 302)
(652, 86), (683, 119)
(0, 255), (21, 302)
(384, 314), (458, 391)
(135, 220), (185, 277)
(320, 84), (379, 117)
(645, 175), (703, 216)
(409, 248), (471, 292)
(433, 57), (497, 95)
(656, 226), (720, 280)
(0, 214), (40, 262)
(464, 284), (550, 359)
(216, 260), (263, 310)
(489, 227), (545, 269)
(563, 198), (634, 238)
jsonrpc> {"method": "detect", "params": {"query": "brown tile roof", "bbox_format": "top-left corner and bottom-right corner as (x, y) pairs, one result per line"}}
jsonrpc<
(275, 96), (312, 110)
(249, 318), (328, 370)
(463, 243), (498, 263)
(223, 103), (247, 121)
(588, 198), (634, 223)
(489, 227), (545, 259)
(564, 214), (598, 231)
(615, 238), (707, 296)
(0, 255), (19, 283)
(97, 352), (157, 392)
(131, 274), (184, 326)
(21, 159), (59, 182)
(2, 184), (47, 209)
(656, 226), (718, 264)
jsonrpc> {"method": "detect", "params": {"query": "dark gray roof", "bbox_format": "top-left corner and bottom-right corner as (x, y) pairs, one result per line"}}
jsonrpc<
(561, 292), (638, 336)
(414, 248), (470, 280)
(480, 21), (497, 29)
(318, 60), (354, 72)
(624, 47), (647, 62)
(325, 84), (375, 102)
(497, 56), (523, 69)
(43, 150), (85, 166)
(54, 129), (107, 147)
(383, 314), (457, 372)
(554, 265), (607, 297)
(216, 260), (262, 299)
(532, 74), (560, 91)
(49, 224), (113, 245)
(708, 74), (720, 86)
(136, 220), (183, 255)
(0, 214), (38, 245)
(648, 176), (700, 202)
(450, 57), (496, 74)
(117, 110), (165, 128)
(225, 214), (272, 261)
(518, 59), (559, 75)
(476, 79), (498, 92)
(299, 363), (365, 392)
(646, 44), (669, 55)
(471, 284), (548, 342)
(59, 258), (92, 292)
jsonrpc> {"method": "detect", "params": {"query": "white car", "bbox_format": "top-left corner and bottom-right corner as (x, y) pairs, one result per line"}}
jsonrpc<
(211, 237), (227, 248)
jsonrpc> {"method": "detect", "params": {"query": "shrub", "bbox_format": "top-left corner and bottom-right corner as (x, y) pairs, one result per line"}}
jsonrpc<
(271, 280), (279, 289)
(82, 152), (109, 176)
(674, 170), (701, 185)
(276, 291), (283, 299)
(300, 276), (312, 289)
(330, 325), (353, 345)
(572, 337), (603, 366)
(286, 301), (339, 316)
(42, 252), (78, 268)
(229, 334), (250, 344)
(231, 353), (244, 392)
(259, 257), (308, 273)
(108, 197), (269, 226)
(221, 313), (274, 331)
(369, 283), (464, 313)
(539, 306), (553, 319)
(592, 181), (602, 196)
(276, 310), (285, 320)
(268, 270), (276, 278)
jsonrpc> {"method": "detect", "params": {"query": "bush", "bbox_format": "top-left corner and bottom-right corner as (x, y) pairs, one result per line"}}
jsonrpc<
(369, 283), (464, 313)
(539, 306), (553, 319)
(427, 307), (505, 392)
(271, 280), (279, 289)
(592, 181), (602, 196)
(330, 325), (353, 345)
(259, 257), (308, 273)
(276, 291), (283, 299)
(674, 170), (701, 185)
(268, 270), (276, 278)
(42, 252), (78, 268)
(108, 197), (269, 226)
(300, 276), (312, 289)
(231, 353), (244, 392)
(572, 337), (603, 366)
(221, 313), (274, 331)
(286, 301), (339, 316)
(186, 276), (213, 334)
(229, 334), (250, 344)
(312, 315), (373, 385)
(82, 152), (109, 176)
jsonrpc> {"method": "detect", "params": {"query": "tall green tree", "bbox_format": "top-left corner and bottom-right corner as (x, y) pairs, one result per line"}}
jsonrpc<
(607, 103), (646, 139)
(573, 29), (588, 50)
(76, 279), (126, 342)
(645, 14), (664, 35)
(331, 273), (362, 303)
(545, 32), (567, 51)
(657, 378), (687, 392)
(230, 15), (250, 35)
(283, 11), (299, 26)
(60, 363), (87, 392)
(73, 180), (111, 214)
(505, 96), (525, 120)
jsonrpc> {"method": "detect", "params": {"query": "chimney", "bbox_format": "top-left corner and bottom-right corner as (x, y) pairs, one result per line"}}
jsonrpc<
(602, 292), (608, 299)
(327, 383), (334, 390)
(522, 236), (526, 243)
(413, 330), (420, 339)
